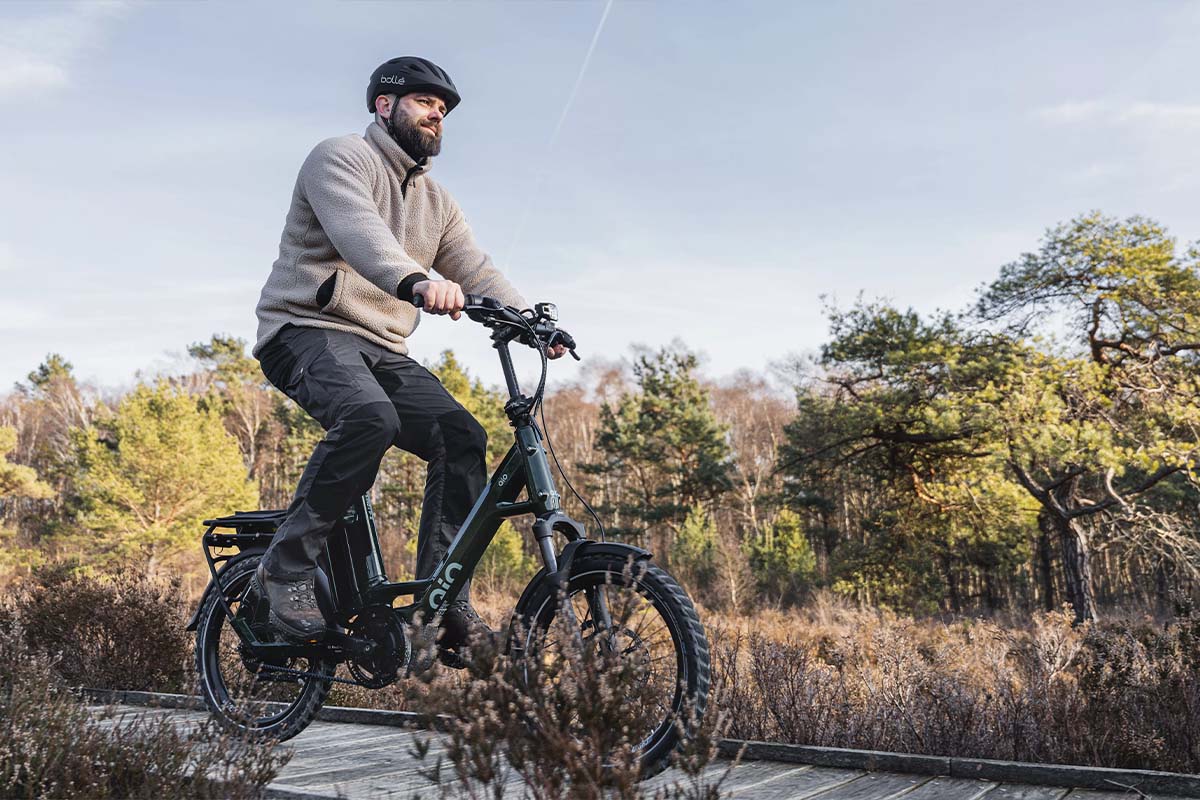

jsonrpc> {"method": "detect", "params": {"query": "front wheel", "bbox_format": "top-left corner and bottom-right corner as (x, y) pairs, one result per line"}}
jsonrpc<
(194, 553), (334, 741)
(510, 552), (711, 779)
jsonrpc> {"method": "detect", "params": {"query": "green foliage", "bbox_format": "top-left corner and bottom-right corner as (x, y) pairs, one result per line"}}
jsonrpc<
(588, 346), (732, 546)
(188, 334), (260, 387)
(476, 522), (537, 591)
(670, 505), (719, 592)
(376, 350), (512, 574)
(429, 350), (510, 465)
(0, 427), (54, 576)
(73, 381), (258, 571)
(21, 353), (74, 394)
(0, 426), (51, 501)
(746, 509), (816, 604)
(782, 212), (1200, 621)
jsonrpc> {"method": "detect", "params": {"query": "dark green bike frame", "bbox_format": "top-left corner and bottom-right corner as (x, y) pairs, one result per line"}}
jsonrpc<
(189, 307), (598, 663)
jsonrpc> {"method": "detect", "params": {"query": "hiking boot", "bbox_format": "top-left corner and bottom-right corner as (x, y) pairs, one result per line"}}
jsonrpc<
(253, 562), (328, 642)
(437, 600), (497, 669)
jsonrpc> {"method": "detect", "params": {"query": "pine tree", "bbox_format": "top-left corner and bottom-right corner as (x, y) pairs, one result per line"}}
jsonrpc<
(73, 381), (258, 573)
(586, 346), (732, 553)
(746, 508), (816, 605)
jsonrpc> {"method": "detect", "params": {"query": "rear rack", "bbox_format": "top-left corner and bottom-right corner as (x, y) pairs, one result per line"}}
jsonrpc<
(203, 509), (287, 529)
(201, 509), (285, 550)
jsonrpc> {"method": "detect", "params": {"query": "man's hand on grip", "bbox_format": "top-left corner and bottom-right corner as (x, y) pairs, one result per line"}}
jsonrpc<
(413, 279), (465, 320)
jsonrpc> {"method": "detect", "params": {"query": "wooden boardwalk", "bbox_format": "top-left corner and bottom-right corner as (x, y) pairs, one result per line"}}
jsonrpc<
(89, 704), (1196, 800)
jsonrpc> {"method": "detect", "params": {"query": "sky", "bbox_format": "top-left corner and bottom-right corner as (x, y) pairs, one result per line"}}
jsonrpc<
(2, 0), (1199, 393)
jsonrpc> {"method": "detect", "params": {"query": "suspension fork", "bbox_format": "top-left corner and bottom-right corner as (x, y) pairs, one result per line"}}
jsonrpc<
(533, 516), (614, 648)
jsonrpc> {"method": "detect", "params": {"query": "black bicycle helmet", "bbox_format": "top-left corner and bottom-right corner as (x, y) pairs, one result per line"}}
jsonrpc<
(366, 56), (460, 114)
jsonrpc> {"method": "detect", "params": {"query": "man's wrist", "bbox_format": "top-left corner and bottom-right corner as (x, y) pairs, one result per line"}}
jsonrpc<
(396, 273), (426, 303)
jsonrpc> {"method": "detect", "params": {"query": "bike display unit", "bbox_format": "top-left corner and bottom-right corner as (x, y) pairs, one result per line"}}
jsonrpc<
(188, 295), (711, 778)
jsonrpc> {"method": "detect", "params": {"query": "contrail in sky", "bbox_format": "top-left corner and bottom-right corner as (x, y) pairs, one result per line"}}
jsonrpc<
(502, 0), (614, 271)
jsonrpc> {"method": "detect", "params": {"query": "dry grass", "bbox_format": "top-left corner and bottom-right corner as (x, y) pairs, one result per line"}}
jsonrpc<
(401, 603), (731, 800)
(8, 567), (1198, 777)
(711, 591), (1200, 773)
(0, 614), (285, 799)
(8, 562), (192, 693)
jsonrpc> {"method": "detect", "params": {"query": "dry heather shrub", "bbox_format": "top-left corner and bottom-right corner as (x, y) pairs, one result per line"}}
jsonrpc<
(11, 562), (191, 692)
(713, 603), (1200, 772)
(407, 597), (728, 799)
(0, 615), (286, 799)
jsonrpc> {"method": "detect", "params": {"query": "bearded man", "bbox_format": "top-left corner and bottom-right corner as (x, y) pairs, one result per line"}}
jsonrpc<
(250, 56), (564, 665)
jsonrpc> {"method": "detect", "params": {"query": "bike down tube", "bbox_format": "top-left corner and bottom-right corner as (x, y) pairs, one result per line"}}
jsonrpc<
(397, 417), (565, 620)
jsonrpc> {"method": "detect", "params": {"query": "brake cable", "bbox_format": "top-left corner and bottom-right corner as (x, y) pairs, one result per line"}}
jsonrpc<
(508, 307), (608, 542)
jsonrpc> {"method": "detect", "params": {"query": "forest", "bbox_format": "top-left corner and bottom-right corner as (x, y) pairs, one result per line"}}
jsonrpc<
(3, 213), (1200, 625)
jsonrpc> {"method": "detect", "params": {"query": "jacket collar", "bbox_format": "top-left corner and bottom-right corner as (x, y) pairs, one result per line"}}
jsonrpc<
(365, 121), (433, 180)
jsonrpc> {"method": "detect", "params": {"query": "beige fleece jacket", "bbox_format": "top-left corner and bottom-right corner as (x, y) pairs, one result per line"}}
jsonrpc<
(253, 122), (527, 357)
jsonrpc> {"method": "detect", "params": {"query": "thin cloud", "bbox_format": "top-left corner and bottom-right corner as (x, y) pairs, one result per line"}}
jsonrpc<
(1120, 102), (1200, 126)
(0, 1), (128, 96)
(1036, 100), (1105, 124)
(1037, 100), (1200, 129)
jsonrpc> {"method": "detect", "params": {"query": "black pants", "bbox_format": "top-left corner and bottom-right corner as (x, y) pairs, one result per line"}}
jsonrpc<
(257, 324), (486, 600)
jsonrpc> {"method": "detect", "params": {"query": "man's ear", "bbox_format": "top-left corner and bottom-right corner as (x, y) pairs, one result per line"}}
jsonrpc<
(374, 94), (393, 118)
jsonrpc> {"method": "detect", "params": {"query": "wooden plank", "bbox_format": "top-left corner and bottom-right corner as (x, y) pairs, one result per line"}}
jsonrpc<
(280, 742), (441, 783)
(723, 761), (813, 791)
(278, 740), (448, 784)
(313, 758), (512, 799)
(794, 772), (926, 800)
(283, 732), (422, 762)
(730, 766), (864, 800)
(1064, 791), (1199, 800)
(641, 759), (794, 795)
(951, 758), (1200, 797)
(726, 765), (818, 798)
(262, 783), (342, 800)
(281, 740), (440, 778)
(900, 776), (995, 800)
(277, 759), (425, 789)
(282, 743), (445, 781)
(978, 786), (1069, 800)
(726, 766), (861, 800)
(286, 729), (417, 756)
(724, 740), (951, 777)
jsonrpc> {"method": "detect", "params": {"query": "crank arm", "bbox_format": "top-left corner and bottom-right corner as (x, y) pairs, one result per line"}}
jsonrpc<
(246, 629), (377, 660)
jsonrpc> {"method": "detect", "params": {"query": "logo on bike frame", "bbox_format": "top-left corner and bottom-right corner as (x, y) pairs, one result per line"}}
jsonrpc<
(428, 561), (462, 610)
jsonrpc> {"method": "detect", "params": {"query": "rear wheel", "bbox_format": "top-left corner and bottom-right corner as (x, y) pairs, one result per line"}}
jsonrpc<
(511, 553), (711, 779)
(194, 553), (333, 741)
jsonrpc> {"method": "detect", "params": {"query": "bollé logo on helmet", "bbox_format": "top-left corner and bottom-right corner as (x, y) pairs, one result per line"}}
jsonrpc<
(380, 75), (406, 85)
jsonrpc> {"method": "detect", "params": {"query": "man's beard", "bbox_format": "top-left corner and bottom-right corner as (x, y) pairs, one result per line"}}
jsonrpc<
(387, 106), (442, 160)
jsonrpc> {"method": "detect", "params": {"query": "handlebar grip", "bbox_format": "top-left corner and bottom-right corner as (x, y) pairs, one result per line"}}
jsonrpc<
(411, 292), (495, 310)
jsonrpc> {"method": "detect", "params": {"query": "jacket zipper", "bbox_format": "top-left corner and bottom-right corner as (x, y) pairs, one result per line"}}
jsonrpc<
(401, 164), (423, 198)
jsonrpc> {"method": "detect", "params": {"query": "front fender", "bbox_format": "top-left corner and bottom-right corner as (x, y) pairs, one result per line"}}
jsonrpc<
(509, 540), (652, 631)
(185, 549), (266, 631)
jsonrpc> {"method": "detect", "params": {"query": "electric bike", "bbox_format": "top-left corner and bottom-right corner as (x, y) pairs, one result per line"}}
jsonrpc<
(188, 295), (711, 777)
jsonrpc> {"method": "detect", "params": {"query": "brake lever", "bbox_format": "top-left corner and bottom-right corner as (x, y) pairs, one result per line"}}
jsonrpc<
(549, 329), (581, 361)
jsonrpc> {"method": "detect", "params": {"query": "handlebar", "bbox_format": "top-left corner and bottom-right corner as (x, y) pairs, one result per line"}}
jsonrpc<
(410, 293), (580, 361)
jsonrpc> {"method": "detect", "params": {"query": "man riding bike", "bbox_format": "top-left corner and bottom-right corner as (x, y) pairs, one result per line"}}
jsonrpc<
(251, 56), (565, 665)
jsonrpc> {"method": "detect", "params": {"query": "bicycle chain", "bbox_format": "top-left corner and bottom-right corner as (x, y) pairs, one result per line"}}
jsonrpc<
(255, 663), (366, 687)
